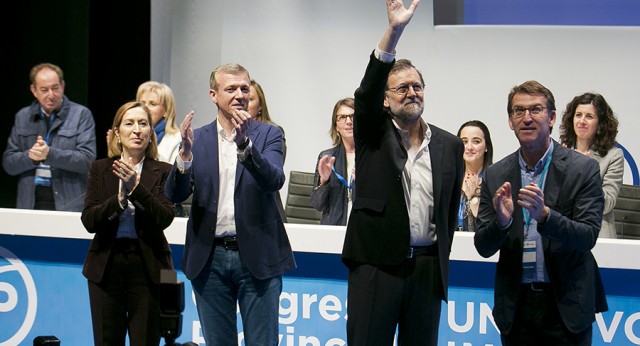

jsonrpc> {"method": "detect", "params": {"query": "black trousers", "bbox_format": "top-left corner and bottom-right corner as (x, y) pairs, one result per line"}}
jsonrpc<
(34, 185), (55, 210)
(87, 240), (161, 346)
(501, 284), (592, 346)
(347, 254), (443, 346)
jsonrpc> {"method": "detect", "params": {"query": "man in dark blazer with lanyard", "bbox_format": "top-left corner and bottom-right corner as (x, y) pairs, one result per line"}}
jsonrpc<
(474, 80), (608, 345)
(165, 63), (296, 345)
(342, 1), (464, 345)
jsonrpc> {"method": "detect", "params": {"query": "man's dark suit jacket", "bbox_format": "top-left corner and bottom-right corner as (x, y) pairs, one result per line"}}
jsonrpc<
(311, 143), (350, 226)
(165, 120), (296, 281)
(342, 53), (464, 301)
(474, 141), (608, 334)
(82, 157), (175, 285)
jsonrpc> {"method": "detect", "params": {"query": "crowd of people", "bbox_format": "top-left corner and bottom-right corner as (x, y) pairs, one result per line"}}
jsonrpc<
(2, 0), (629, 344)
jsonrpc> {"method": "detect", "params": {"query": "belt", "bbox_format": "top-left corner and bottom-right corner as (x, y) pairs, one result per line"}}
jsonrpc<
(214, 236), (239, 251)
(522, 282), (551, 292)
(407, 244), (438, 258)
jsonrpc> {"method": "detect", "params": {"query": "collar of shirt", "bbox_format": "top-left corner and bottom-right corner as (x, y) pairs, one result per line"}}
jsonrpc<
(393, 117), (431, 152)
(216, 117), (238, 142)
(518, 141), (554, 174)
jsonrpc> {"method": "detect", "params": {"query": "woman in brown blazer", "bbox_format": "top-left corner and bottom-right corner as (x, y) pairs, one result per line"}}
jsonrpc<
(81, 101), (175, 346)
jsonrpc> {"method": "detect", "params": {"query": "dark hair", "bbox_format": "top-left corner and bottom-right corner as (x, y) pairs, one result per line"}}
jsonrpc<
(387, 59), (425, 88)
(329, 97), (355, 146)
(457, 120), (494, 170)
(507, 80), (556, 133)
(559, 92), (618, 156)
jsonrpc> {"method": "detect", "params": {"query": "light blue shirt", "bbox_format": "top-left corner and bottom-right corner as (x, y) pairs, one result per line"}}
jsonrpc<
(519, 141), (553, 284)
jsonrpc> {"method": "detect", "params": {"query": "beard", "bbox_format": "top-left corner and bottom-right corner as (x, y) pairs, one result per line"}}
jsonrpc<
(388, 99), (423, 124)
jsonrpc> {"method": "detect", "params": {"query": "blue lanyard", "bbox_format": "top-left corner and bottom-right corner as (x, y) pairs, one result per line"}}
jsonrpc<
(43, 112), (56, 145)
(331, 165), (353, 191)
(458, 196), (465, 227)
(522, 153), (552, 232)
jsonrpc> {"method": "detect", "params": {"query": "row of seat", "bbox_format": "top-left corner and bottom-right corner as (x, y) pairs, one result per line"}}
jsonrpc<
(284, 170), (640, 240)
(614, 184), (640, 239)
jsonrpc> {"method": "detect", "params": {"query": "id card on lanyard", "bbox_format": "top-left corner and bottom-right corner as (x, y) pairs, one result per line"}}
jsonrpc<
(34, 113), (55, 186)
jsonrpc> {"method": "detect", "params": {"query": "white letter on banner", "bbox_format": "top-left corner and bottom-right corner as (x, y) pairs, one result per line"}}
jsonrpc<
(448, 301), (473, 333)
(479, 302), (499, 334)
(319, 295), (342, 321)
(0, 282), (18, 312)
(298, 335), (321, 346)
(596, 311), (622, 342)
(279, 292), (298, 324)
(625, 312), (640, 344)
(192, 321), (205, 344)
(326, 338), (346, 346)
(302, 293), (318, 319)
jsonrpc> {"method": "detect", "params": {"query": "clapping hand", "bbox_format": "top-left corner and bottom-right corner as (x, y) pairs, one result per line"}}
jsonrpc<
(28, 136), (49, 162)
(463, 172), (481, 200)
(113, 156), (139, 192)
(317, 154), (336, 186)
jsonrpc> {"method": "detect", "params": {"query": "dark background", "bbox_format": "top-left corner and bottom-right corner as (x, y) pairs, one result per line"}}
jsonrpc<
(0, 0), (151, 208)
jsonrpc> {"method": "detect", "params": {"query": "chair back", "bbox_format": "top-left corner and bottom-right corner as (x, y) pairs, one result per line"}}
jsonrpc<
(614, 184), (640, 239)
(285, 171), (322, 224)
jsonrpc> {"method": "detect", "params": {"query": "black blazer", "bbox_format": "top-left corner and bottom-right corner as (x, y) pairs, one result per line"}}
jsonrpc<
(474, 141), (608, 334)
(311, 143), (351, 226)
(82, 157), (175, 284)
(342, 53), (464, 301)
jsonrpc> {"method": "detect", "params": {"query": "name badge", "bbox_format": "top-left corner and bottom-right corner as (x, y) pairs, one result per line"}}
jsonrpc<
(35, 163), (52, 186)
(522, 240), (536, 270)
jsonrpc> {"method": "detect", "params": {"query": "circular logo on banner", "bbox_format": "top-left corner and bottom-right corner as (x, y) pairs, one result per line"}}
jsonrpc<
(0, 246), (37, 346)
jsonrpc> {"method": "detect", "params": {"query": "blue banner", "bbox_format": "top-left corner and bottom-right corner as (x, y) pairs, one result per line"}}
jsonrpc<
(2, 234), (640, 345)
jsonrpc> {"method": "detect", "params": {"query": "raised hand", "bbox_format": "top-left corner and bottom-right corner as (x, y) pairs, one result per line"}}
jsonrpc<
(179, 111), (195, 161)
(317, 154), (336, 186)
(387, 0), (421, 28)
(379, 0), (421, 56)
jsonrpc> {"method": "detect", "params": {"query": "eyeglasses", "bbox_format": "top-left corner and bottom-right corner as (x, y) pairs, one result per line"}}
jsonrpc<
(511, 105), (547, 118)
(336, 114), (354, 123)
(387, 83), (424, 96)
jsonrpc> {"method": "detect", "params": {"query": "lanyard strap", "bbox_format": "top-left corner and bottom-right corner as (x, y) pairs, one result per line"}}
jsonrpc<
(331, 165), (353, 191)
(522, 153), (552, 232)
(44, 113), (56, 145)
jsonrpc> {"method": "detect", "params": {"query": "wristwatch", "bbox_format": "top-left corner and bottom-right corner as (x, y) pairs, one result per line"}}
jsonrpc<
(469, 196), (479, 205)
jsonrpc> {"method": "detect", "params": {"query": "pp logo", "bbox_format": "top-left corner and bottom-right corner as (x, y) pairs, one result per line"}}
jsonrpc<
(0, 246), (37, 346)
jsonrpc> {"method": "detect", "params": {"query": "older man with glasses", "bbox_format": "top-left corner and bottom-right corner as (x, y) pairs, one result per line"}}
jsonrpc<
(340, 0), (465, 345)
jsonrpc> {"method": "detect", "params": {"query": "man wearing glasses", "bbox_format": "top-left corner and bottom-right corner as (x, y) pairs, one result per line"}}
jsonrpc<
(474, 80), (608, 345)
(342, 0), (464, 344)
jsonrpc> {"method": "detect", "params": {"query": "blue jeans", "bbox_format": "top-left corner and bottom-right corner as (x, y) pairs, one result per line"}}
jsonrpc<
(191, 245), (282, 346)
